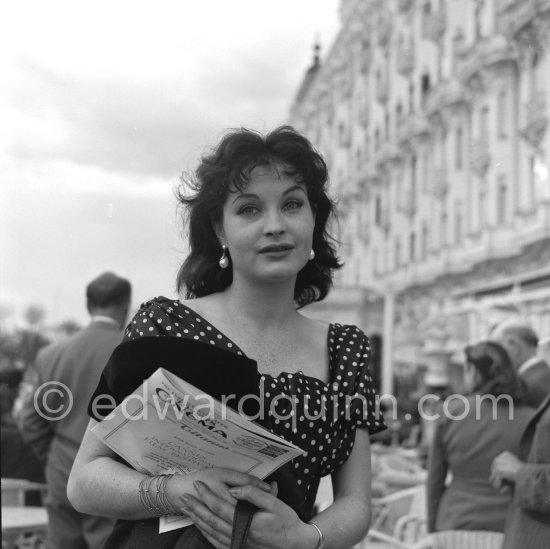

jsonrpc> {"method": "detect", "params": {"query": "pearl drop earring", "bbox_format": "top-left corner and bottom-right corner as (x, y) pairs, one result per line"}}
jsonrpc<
(309, 249), (315, 261)
(219, 245), (229, 269)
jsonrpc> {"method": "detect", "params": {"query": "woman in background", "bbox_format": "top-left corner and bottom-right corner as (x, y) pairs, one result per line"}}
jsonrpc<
(427, 340), (535, 533)
(68, 126), (385, 548)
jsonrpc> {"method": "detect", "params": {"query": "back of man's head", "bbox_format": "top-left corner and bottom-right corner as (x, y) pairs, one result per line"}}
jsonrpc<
(86, 272), (131, 324)
(490, 319), (539, 370)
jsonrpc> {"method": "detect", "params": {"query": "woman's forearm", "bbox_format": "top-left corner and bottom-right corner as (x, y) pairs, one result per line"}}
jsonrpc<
(68, 456), (159, 518)
(306, 494), (371, 549)
(67, 457), (197, 519)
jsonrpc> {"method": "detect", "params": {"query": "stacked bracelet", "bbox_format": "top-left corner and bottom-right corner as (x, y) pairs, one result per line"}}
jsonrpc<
(308, 521), (325, 549)
(138, 473), (183, 516)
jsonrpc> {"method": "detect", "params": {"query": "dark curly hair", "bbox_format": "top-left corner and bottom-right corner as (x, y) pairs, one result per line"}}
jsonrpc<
(175, 125), (342, 307)
(464, 340), (525, 402)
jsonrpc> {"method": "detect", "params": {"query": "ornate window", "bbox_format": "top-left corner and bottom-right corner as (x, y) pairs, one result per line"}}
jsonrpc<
(498, 90), (508, 139)
(395, 237), (402, 268)
(497, 175), (507, 225)
(440, 210), (448, 248)
(474, 0), (482, 40)
(421, 223), (429, 260)
(396, 101), (403, 126)
(421, 73), (431, 107)
(375, 195), (382, 226)
(374, 126), (381, 151)
(480, 105), (489, 140)
(411, 154), (418, 209)
(409, 232), (416, 261)
(454, 200), (463, 245)
(479, 186), (487, 229)
(455, 127), (464, 170)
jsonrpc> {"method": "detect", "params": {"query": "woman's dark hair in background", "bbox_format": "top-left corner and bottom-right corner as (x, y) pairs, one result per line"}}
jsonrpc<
(176, 125), (343, 307)
(464, 340), (525, 402)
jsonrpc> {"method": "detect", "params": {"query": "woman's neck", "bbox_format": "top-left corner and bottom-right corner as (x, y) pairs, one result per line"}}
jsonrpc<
(219, 278), (300, 331)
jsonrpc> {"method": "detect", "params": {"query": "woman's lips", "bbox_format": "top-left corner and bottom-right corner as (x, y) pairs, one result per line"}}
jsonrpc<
(259, 244), (295, 253)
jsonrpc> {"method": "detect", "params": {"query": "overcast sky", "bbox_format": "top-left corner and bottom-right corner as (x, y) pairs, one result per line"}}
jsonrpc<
(0, 0), (340, 328)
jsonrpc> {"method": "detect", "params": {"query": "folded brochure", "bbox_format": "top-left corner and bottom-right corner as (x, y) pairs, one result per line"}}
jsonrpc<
(92, 367), (305, 533)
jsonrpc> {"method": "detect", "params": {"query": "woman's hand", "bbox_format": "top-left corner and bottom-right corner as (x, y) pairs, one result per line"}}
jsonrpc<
(180, 480), (316, 549)
(490, 451), (524, 492)
(166, 468), (272, 514)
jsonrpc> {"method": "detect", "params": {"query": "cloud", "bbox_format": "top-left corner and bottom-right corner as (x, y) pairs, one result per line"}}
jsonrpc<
(0, 171), (183, 325)
(0, 0), (340, 326)
(3, 1), (339, 182)
(7, 58), (212, 178)
(7, 33), (313, 180)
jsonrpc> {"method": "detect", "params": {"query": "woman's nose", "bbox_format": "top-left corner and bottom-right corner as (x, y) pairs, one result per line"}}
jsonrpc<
(263, 209), (286, 236)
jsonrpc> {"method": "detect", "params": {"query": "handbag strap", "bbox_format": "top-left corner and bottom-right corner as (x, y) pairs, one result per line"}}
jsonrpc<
(230, 500), (258, 549)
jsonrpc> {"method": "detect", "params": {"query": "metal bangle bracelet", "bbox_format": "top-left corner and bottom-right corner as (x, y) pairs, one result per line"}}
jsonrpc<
(307, 521), (325, 549)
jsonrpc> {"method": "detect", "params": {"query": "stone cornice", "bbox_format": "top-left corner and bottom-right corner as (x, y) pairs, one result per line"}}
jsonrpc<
(376, 142), (404, 169)
(396, 113), (431, 148)
(425, 79), (470, 118)
(458, 35), (517, 89)
(498, 0), (550, 41)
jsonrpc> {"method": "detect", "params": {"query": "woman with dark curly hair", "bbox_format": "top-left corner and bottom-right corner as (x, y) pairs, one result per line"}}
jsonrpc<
(68, 126), (386, 549)
(427, 340), (536, 534)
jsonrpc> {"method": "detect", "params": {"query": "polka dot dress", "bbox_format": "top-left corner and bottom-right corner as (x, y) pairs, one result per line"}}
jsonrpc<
(125, 296), (386, 504)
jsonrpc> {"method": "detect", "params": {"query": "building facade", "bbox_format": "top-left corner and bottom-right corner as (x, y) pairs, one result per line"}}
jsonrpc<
(290, 0), (550, 394)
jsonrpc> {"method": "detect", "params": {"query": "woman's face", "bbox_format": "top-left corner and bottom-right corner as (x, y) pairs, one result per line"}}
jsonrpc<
(219, 164), (315, 286)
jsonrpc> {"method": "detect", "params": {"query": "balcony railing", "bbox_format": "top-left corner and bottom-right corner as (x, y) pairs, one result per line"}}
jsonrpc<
(375, 73), (389, 104)
(431, 169), (449, 201)
(398, 189), (416, 218)
(421, 10), (446, 43)
(377, 143), (402, 167)
(520, 91), (548, 149)
(425, 79), (468, 114)
(470, 139), (491, 178)
(379, 211), (391, 234)
(357, 164), (380, 188)
(396, 42), (415, 76)
(396, 113), (431, 145)
(525, 91), (547, 122)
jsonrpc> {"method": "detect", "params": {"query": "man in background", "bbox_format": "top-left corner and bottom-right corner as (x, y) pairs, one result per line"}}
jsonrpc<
(490, 320), (550, 408)
(19, 272), (131, 549)
(491, 393), (550, 548)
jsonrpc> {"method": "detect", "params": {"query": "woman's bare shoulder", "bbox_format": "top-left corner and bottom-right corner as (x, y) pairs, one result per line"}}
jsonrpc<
(179, 295), (223, 315)
(298, 314), (331, 342)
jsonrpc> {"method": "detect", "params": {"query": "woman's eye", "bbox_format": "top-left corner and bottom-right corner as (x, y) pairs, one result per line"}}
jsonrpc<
(238, 205), (259, 216)
(284, 200), (303, 211)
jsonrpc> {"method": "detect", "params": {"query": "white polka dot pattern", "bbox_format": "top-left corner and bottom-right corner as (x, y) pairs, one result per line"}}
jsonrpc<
(124, 296), (386, 504)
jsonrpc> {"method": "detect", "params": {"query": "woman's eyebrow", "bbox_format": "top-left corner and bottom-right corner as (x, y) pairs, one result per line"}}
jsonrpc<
(283, 185), (307, 195)
(231, 185), (306, 204)
(232, 193), (258, 204)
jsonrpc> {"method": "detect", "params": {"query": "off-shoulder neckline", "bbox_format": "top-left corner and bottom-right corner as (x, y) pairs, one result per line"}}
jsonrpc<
(159, 297), (337, 385)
